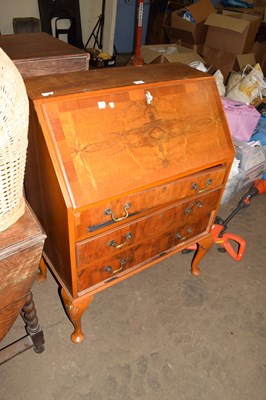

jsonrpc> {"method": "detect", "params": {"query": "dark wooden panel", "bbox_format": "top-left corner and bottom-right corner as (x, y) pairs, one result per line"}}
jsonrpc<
(0, 205), (46, 341)
(0, 33), (89, 77)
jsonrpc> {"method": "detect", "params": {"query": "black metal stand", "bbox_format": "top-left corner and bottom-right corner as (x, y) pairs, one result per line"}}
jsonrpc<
(84, 0), (106, 50)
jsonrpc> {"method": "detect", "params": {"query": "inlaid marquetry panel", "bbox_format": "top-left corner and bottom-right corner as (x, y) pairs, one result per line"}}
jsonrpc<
(36, 79), (232, 209)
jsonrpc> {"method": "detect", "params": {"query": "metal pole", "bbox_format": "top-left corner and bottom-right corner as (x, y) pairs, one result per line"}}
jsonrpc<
(99, 0), (106, 50)
(133, 0), (144, 66)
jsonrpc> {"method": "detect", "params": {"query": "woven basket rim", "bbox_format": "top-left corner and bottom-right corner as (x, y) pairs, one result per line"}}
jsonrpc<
(0, 48), (29, 231)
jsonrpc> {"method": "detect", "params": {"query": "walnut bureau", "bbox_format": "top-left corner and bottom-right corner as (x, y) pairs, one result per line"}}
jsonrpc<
(24, 63), (235, 343)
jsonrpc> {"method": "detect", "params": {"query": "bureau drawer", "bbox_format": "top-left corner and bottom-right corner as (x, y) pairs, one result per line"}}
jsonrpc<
(74, 165), (226, 239)
(76, 189), (221, 293)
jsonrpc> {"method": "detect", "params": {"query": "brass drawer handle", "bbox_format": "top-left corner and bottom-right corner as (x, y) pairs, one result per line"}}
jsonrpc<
(104, 203), (131, 222)
(191, 179), (212, 194)
(108, 232), (133, 249)
(185, 201), (203, 214)
(104, 258), (127, 275)
(175, 227), (193, 241)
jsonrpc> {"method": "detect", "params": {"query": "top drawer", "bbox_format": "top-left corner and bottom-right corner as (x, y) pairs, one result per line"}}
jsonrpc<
(74, 165), (227, 239)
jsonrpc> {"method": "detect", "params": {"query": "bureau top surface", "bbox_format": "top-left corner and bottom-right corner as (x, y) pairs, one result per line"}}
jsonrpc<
(31, 63), (235, 209)
(25, 62), (208, 99)
(0, 32), (87, 61)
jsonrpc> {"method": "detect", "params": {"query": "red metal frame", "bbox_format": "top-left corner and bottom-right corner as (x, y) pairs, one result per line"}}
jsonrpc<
(133, 0), (144, 66)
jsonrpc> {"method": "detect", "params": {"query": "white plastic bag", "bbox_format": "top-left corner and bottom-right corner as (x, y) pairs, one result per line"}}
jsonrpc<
(213, 69), (225, 96)
(226, 64), (266, 104)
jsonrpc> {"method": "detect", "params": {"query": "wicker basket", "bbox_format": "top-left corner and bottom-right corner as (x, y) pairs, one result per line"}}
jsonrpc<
(0, 48), (29, 231)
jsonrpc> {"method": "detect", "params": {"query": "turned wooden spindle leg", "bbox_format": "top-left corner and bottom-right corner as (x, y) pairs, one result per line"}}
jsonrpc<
(61, 288), (93, 343)
(35, 257), (47, 282)
(191, 234), (213, 276)
(21, 291), (45, 353)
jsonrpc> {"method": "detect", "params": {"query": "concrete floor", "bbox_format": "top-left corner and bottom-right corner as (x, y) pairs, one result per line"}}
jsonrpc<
(1, 188), (265, 400)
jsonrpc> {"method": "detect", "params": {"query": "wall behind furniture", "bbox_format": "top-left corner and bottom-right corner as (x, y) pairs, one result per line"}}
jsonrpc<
(0, 0), (117, 54)
(114, 0), (150, 53)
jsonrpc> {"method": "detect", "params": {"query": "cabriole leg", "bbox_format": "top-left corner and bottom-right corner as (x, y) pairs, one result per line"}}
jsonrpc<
(36, 257), (47, 282)
(61, 288), (93, 343)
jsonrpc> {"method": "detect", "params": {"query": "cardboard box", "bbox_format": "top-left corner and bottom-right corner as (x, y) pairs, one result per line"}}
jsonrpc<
(254, 0), (266, 6)
(140, 44), (205, 65)
(252, 41), (266, 74)
(175, 39), (204, 56)
(234, 53), (256, 69)
(216, 2), (265, 20)
(202, 46), (256, 81)
(163, 0), (215, 44)
(204, 13), (257, 54)
(222, 10), (261, 51)
(202, 46), (236, 80)
(255, 0), (266, 20)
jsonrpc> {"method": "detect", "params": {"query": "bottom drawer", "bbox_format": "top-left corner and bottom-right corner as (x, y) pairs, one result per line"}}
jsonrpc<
(76, 190), (220, 293)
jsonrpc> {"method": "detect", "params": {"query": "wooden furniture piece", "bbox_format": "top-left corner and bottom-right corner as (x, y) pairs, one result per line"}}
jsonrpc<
(0, 203), (46, 364)
(13, 17), (41, 34)
(0, 32), (89, 77)
(24, 63), (235, 343)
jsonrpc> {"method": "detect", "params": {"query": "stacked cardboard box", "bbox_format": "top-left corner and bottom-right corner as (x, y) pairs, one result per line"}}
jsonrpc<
(203, 10), (261, 79)
(163, 0), (264, 81)
(142, 0), (214, 68)
(163, 0), (215, 54)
